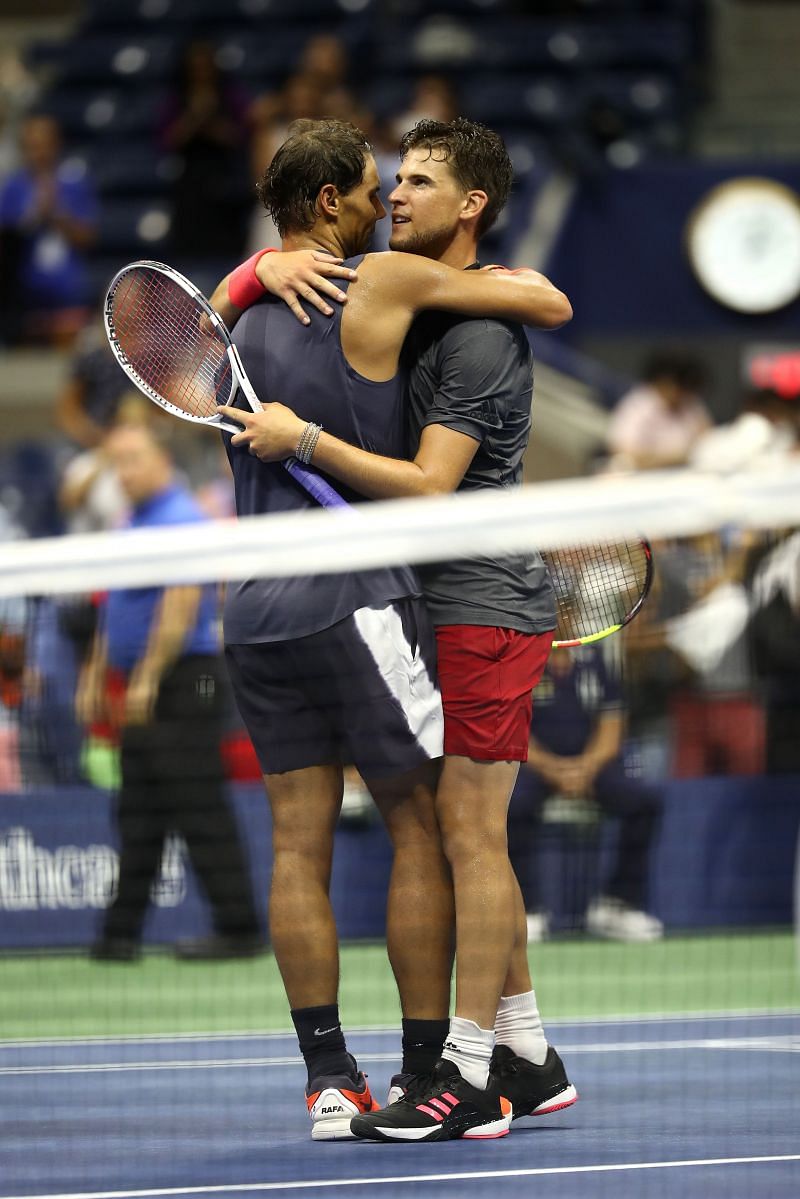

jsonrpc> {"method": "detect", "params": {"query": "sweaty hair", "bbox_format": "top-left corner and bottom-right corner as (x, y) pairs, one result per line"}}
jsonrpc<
(399, 118), (513, 236)
(257, 118), (371, 237)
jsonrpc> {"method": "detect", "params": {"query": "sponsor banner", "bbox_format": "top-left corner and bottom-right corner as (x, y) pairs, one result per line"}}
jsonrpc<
(0, 785), (393, 948)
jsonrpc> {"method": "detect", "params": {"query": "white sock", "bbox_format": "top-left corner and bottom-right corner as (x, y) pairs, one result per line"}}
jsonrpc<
(495, 990), (548, 1066)
(441, 1016), (495, 1090)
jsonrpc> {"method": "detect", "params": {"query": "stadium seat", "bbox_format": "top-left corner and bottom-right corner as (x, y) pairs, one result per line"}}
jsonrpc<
(96, 200), (172, 255)
(466, 75), (577, 130)
(42, 88), (167, 140)
(47, 36), (176, 86)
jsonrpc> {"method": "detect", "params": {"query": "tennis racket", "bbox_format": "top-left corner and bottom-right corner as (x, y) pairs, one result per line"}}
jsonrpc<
(544, 539), (653, 648)
(103, 260), (346, 511)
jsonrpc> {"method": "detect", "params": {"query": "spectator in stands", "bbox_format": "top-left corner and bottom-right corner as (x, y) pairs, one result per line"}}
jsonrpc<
(0, 49), (39, 184)
(76, 422), (264, 962)
(664, 531), (766, 778)
(0, 112), (98, 347)
(620, 537), (694, 783)
(246, 73), (326, 254)
(747, 529), (800, 774)
(55, 319), (136, 449)
(389, 75), (459, 142)
(297, 33), (352, 112)
(605, 351), (712, 472)
(690, 387), (799, 473)
(161, 41), (251, 263)
(508, 645), (663, 942)
(247, 36), (356, 217)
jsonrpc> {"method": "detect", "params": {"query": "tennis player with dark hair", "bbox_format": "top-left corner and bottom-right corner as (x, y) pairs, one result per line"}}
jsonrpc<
(216, 118), (576, 1142)
(214, 118), (570, 1141)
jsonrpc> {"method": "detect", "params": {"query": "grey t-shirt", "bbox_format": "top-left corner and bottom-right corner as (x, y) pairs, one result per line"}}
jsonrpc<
(403, 309), (556, 634)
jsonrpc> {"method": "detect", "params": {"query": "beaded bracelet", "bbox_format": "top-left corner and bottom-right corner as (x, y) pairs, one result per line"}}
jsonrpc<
(295, 422), (323, 464)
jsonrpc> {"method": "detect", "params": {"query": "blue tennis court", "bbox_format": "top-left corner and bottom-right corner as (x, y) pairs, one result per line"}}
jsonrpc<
(3, 1011), (799, 1199)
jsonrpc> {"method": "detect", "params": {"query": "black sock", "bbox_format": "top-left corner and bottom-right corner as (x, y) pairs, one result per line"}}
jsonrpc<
(401, 1018), (449, 1076)
(291, 1004), (353, 1086)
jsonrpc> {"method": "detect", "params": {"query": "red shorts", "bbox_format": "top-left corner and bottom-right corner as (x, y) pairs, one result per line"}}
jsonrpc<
(435, 625), (554, 761)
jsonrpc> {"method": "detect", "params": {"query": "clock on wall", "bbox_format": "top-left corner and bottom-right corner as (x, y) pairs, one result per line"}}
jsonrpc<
(686, 177), (800, 314)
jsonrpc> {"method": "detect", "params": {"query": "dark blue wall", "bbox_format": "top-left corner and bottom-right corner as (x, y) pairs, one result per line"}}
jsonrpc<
(547, 163), (800, 338)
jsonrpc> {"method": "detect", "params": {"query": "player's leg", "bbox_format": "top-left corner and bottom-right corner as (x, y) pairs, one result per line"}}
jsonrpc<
(267, 762), (377, 1138)
(224, 638), (376, 1138)
(266, 762), (343, 1009)
(367, 761), (454, 1094)
(352, 625), (571, 1141)
(336, 596), (449, 1091)
(492, 867), (578, 1119)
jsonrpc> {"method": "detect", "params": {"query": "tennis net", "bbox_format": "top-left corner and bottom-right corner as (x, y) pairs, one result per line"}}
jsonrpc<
(1, 465), (799, 1197)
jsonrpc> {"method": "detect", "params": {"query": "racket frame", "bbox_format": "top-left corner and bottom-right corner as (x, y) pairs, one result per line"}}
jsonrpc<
(104, 259), (348, 511)
(104, 259), (260, 434)
(547, 537), (654, 648)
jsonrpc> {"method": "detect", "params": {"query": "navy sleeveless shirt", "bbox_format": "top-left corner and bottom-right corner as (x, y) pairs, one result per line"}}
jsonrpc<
(223, 255), (420, 645)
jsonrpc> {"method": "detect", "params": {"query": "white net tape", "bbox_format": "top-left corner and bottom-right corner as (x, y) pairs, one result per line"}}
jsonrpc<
(2, 466), (800, 598)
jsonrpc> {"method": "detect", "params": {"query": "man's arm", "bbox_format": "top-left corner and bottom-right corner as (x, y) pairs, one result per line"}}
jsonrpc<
(209, 250), (571, 331)
(221, 406), (480, 498)
(574, 710), (624, 780)
(124, 586), (203, 725)
(219, 318), (521, 496)
(383, 254), (572, 330)
(75, 630), (108, 727)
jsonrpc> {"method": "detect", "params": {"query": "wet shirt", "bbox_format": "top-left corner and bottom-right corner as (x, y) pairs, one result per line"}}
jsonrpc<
(403, 307), (556, 633)
(223, 255), (419, 645)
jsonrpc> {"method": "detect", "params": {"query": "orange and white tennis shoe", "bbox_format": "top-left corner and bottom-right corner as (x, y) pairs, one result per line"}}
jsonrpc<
(306, 1068), (379, 1140)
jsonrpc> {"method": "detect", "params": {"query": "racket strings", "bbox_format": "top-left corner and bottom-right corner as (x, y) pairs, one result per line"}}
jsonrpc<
(109, 269), (231, 420)
(545, 541), (650, 642)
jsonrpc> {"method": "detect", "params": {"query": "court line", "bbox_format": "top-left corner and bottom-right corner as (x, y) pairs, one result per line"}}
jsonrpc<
(1, 1009), (797, 1051)
(3, 1036), (798, 1077)
(4, 1154), (800, 1199)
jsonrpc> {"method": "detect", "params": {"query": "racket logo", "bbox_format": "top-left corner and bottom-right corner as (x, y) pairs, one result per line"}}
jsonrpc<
(104, 301), (128, 364)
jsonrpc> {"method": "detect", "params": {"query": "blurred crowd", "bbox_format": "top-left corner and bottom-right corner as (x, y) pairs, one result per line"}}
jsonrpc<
(0, 34), (463, 347)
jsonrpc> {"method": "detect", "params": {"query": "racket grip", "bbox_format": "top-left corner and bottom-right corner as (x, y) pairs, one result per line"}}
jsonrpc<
(283, 458), (350, 510)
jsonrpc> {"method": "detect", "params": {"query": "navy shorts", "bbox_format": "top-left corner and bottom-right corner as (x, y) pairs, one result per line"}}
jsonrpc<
(225, 597), (443, 780)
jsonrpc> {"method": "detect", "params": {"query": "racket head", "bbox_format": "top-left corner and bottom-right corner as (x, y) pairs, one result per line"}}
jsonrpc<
(545, 538), (653, 648)
(104, 260), (237, 426)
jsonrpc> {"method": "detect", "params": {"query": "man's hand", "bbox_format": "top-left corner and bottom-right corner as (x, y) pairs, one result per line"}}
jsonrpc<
(550, 756), (599, 799)
(256, 250), (358, 325)
(218, 403), (306, 462)
(207, 251), (358, 331)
